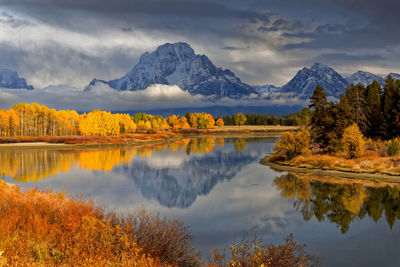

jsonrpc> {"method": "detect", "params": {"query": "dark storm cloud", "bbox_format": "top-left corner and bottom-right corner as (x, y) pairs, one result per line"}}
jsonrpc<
(1, 0), (400, 90)
(2, 0), (273, 24)
(277, 0), (400, 50)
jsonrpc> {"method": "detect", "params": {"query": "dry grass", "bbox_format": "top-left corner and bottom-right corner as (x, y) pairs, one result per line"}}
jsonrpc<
(0, 133), (177, 145)
(209, 125), (299, 133)
(286, 152), (400, 175)
(0, 181), (197, 266)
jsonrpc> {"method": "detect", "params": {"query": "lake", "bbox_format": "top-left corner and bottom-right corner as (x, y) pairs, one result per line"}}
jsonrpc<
(2, 136), (400, 266)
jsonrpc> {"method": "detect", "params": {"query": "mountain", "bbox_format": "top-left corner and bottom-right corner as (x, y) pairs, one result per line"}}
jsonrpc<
(88, 42), (256, 98)
(0, 69), (33, 90)
(279, 62), (348, 99)
(253, 84), (279, 94)
(389, 73), (400, 81)
(345, 71), (385, 86)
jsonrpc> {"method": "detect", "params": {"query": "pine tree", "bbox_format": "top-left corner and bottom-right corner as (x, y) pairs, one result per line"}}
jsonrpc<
(382, 75), (399, 139)
(309, 85), (329, 147)
(346, 83), (367, 133)
(365, 80), (382, 138)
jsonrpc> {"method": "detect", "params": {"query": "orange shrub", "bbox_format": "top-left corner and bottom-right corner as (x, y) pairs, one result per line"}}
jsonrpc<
(0, 181), (197, 266)
(208, 234), (320, 267)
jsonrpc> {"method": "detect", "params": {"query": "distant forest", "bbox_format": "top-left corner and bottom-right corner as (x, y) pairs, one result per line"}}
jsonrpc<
(221, 112), (304, 126)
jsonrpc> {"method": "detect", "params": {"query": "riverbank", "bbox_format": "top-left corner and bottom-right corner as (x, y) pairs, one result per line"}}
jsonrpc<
(0, 125), (297, 149)
(261, 155), (400, 183)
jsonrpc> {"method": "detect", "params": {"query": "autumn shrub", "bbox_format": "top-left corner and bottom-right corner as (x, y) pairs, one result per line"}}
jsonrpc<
(115, 208), (199, 266)
(272, 130), (311, 161)
(341, 124), (365, 159)
(0, 181), (197, 266)
(388, 139), (400, 156)
(208, 234), (320, 267)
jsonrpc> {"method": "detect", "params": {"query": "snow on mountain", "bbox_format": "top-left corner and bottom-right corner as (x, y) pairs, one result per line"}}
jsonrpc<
(279, 62), (348, 99)
(345, 71), (385, 86)
(0, 69), (33, 90)
(388, 73), (400, 81)
(88, 42), (256, 98)
(253, 84), (280, 94)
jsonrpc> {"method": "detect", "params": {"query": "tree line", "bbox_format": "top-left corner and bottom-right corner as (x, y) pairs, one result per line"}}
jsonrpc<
(222, 112), (302, 126)
(309, 75), (400, 152)
(0, 103), (222, 137)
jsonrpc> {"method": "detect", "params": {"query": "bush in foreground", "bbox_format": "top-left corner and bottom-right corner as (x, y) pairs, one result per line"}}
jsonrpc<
(0, 181), (197, 266)
(208, 234), (320, 267)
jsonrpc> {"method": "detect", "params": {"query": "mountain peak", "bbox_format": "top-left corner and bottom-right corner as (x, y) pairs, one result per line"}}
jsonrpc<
(345, 70), (384, 86)
(0, 68), (33, 90)
(280, 62), (348, 98)
(89, 42), (256, 98)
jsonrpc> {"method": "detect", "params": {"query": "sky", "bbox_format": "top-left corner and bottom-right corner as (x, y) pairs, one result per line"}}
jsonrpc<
(1, 0), (400, 110)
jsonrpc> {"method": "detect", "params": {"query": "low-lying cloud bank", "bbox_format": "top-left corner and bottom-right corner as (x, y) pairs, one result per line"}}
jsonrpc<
(0, 83), (307, 112)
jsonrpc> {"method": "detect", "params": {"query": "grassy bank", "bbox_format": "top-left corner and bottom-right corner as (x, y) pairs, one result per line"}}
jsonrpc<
(0, 125), (297, 148)
(0, 133), (177, 145)
(263, 151), (400, 181)
(261, 156), (400, 183)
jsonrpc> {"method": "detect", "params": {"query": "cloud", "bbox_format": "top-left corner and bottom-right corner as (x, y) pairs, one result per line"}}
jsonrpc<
(0, 83), (306, 112)
(0, 84), (207, 111)
(0, 91), (18, 105)
(121, 84), (205, 102)
(1, 0), (400, 89)
(0, 11), (32, 28)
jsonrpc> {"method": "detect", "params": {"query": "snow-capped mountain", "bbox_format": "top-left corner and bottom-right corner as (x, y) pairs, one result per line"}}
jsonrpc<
(0, 69), (33, 90)
(88, 42), (256, 98)
(279, 62), (348, 99)
(345, 71), (385, 86)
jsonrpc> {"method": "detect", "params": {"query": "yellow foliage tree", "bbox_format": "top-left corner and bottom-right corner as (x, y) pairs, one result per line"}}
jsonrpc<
(216, 118), (224, 128)
(341, 123), (365, 158)
(273, 130), (311, 160)
(234, 113), (247, 126)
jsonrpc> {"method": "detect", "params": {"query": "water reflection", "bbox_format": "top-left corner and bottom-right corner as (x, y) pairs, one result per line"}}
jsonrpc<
(274, 173), (400, 233)
(0, 137), (263, 208)
(119, 144), (257, 208)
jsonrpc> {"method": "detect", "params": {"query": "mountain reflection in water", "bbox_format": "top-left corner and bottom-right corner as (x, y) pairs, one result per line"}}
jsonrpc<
(274, 173), (400, 233)
(0, 137), (268, 208)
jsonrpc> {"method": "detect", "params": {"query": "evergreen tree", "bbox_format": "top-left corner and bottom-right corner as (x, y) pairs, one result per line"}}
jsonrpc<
(309, 85), (330, 148)
(365, 80), (382, 138)
(346, 83), (367, 133)
(382, 75), (399, 139)
(327, 94), (354, 150)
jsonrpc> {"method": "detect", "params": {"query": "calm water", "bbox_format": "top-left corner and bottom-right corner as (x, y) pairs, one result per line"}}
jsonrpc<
(2, 136), (400, 266)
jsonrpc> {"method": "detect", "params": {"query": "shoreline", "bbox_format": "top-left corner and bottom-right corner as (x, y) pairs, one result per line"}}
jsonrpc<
(0, 126), (295, 150)
(260, 156), (400, 183)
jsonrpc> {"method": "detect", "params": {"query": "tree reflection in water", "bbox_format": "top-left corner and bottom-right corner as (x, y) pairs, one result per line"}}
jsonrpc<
(274, 173), (400, 233)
